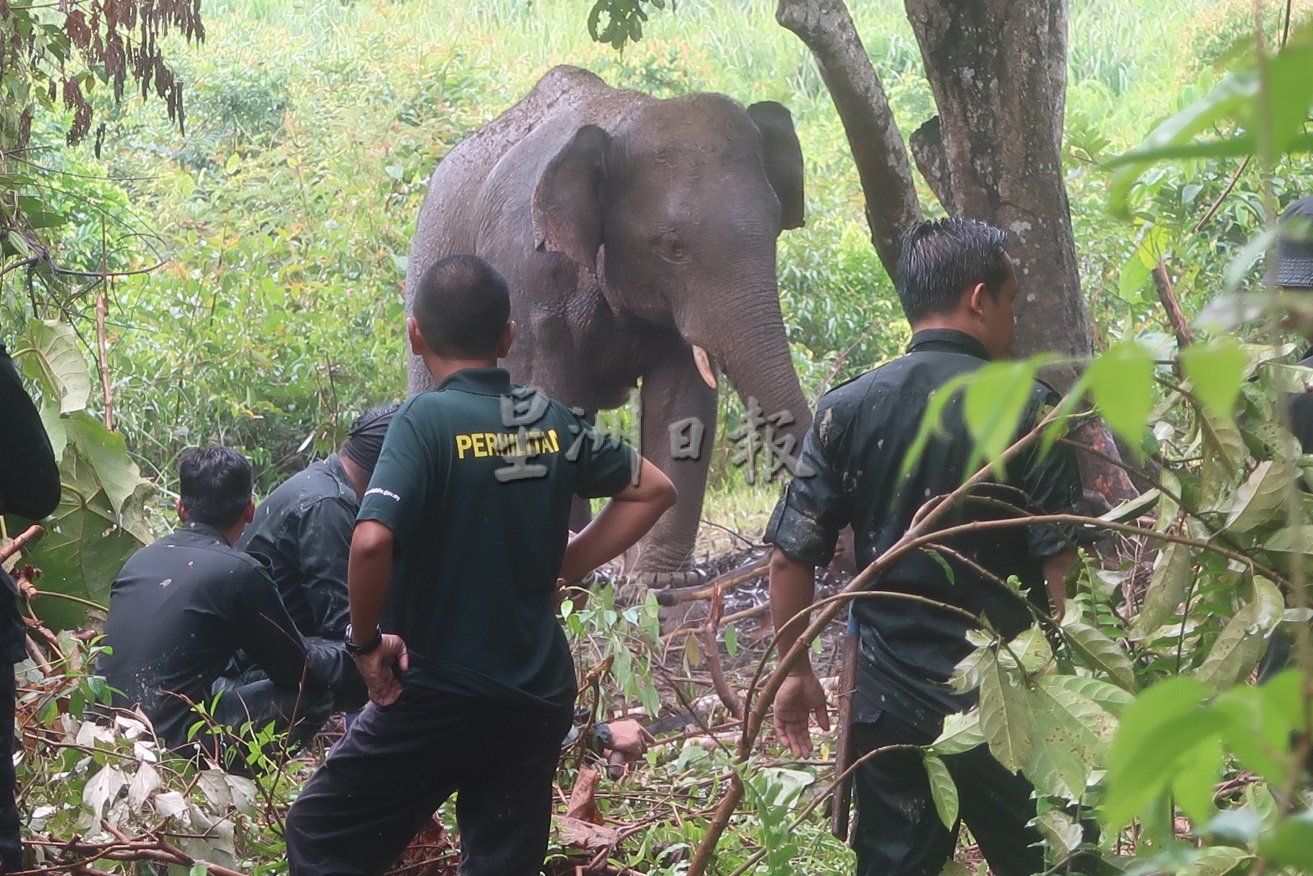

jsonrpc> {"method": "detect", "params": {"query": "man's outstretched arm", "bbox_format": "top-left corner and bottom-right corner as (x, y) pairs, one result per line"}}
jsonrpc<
(558, 457), (675, 584)
(769, 548), (830, 758)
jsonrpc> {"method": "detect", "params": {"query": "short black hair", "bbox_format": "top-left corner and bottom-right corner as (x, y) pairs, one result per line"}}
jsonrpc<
(894, 218), (1011, 322)
(413, 254), (511, 358)
(178, 446), (252, 529)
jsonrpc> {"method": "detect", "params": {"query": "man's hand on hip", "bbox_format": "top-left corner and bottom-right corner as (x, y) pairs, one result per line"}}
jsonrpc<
(772, 671), (830, 759)
(355, 633), (409, 707)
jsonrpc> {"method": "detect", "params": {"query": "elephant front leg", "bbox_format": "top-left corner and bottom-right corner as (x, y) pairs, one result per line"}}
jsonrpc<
(631, 346), (719, 583)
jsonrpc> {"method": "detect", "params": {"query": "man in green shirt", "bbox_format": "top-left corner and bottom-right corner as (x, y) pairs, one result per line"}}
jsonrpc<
(285, 254), (676, 876)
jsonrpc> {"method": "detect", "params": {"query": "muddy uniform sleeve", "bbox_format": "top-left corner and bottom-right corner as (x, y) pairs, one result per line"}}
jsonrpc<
(0, 340), (60, 520)
(294, 496), (355, 638)
(1019, 384), (1086, 558)
(232, 569), (316, 689)
(764, 407), (852, 567)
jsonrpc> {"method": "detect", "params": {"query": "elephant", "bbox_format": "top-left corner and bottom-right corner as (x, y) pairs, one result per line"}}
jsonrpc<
(405, 65), (811, 583)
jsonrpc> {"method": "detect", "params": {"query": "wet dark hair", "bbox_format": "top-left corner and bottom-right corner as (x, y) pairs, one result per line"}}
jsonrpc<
(178, 446), (252, 529)
(340, 404), (400, 474)
(413, 254), (511, 358)
(894, 218), (1011, 323)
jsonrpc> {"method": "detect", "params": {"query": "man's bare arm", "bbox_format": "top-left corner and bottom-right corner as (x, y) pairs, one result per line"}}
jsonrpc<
(558, 457), (676, 584)
(769, 548), (830, 758)
(348, 520), (408, 705)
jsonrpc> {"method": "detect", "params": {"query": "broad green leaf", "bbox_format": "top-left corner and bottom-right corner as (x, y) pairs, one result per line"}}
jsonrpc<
(961, 361), (1037, 475)
(1195, 577), (1284, 690)
(18, 446), (148, 630)
(1170, 734), (1223, 827)
(1214, 676), (1299, 785)
(1132, 541), (1194, 639)
(930, 710), (985, 756)
(1103, 676), (1224, 829)
(1222, 459), (1297, 536)
(1100, 488), (1160, 524)
(1256, 808), (1313, 870)
(1184, 846), (1253, 876)
(1087, 342), (1154, 451)
(723, 624), (738, 659)
(1256, 39), (1313, 154)
(1061, 606), (1138, 692)
(16, 318), (91, 415)
(922, 754), (958, 830)
(978, 650), (1034, 775)
(1025, 676), (1118, 799)
(1036, 810), (1084, 855)
(1199, 407), (1247, 505)
(998, 626), (1053, 676)
(1041, 674), (1134, 714)
(1181, 339), (1249, 422)
(63, 412), (147, 518)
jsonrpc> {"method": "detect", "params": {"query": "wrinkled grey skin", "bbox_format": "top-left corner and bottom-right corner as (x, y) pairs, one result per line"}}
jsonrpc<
(405, 65), (811, 579)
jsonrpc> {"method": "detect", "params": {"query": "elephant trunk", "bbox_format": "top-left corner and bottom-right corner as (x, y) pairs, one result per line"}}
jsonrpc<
(688, 292), (812, 477)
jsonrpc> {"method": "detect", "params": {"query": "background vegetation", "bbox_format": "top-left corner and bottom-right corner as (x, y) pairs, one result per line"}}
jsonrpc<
(4, 0), (1313, 873)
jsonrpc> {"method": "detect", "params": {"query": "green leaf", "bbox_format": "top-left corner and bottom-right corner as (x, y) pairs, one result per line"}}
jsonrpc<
(930, 710), (985, 756)
(978, 650), (1034, 775)
(961, 361), (1037, 475)
(1222, 459), (1296, 536)
(1132, 541), (1194, 639)
(1171, 734), (1223, 827)
(63, 412), (147, 518)
(1106, 71), (1258, 214)
(1061, 605), (1138, 691)
(16, 318), (91, 415)
(1103, 676), (1224, 830)
(17, 445), (148, 630)
(1087, 341), (1155, 450)
(1198, 407), (1247, 504)
(1025, 675), (1118, 799)
(922, 754), (958, 830)
(1195, 577), (1284, 690)
(1257, 808), (1313, 870)
(1041, 673), (1135, 715)
(1180, 340), (1248, 429)
(998, 626), (1053, 676)
(1214, 675), (1299, 785)
(723, 624), (738, 660)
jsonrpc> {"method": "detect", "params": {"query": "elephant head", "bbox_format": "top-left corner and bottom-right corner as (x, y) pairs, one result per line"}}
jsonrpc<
(528, 94), (812, 501)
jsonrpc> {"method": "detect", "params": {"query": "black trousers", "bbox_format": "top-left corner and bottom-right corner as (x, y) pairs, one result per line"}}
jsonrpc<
(0, 667), (18, 872)
(852, 712), (1044, 876)
(285, 685), (573, 876)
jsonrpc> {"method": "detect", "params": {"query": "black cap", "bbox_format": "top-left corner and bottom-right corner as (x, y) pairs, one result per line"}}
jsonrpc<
(1277, 195), (1313, 289)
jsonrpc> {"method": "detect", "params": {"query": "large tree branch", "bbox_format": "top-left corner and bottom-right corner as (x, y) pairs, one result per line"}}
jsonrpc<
(776, 0), (922, 276)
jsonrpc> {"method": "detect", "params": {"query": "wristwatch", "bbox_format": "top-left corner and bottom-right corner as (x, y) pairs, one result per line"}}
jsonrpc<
(344, 623), (383, 656)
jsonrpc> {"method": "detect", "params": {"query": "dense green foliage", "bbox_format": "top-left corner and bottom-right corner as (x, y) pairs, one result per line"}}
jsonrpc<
(4, 1), (1313, 874)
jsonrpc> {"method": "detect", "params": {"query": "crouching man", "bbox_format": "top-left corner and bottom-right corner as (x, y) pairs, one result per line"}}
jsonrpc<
(99, 447), (351, 761)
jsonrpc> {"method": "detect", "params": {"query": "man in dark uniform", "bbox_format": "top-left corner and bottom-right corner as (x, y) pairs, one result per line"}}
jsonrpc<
(0, 337), (61, 872)
(284, 255), (677, 876)
(237, 405), (399, 640)
(765, 219), (1084, 876)
(100, 447), (351, 759)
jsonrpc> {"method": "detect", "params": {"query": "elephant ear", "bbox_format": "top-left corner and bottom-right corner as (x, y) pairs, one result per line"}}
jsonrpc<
(532, 124), (610, 273)
(747, 101), (805, 230)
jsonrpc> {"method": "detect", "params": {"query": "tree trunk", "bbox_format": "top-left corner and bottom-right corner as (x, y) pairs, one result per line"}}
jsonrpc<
(776, 0), (922, 277)
(904, 0), (1092, 386)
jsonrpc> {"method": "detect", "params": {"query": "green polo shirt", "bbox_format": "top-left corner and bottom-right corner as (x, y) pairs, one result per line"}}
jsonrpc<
(358, 367), (636, 709)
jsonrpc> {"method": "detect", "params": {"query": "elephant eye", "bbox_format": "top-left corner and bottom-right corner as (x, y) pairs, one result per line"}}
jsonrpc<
(655, 231), (688, 264)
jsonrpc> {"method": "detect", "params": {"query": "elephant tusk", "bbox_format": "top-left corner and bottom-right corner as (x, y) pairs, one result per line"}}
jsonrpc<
(691, 345), (718, 390)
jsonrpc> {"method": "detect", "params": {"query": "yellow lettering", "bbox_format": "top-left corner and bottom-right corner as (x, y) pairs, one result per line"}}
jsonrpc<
(471, 433), (486, 457)
(485, 433), (499, 457)
(456, 434), (472, 459)
(546, 428), (560, 454)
